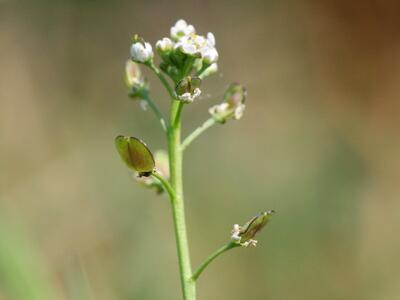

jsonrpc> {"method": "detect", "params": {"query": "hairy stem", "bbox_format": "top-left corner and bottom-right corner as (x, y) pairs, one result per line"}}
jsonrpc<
(169, 99), (196, 299)
(181, 118), (217, 151)
(192, 241), (239, 281)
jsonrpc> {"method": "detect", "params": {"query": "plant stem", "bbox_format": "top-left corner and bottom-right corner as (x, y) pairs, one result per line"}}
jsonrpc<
(168, 99), (196, 299)
(148, 62), (175, 98)
(192, 241), (239, 282)
(181, 118), (217, 151)
(141, 92), (169, 132)
(151, 171), (175, 202)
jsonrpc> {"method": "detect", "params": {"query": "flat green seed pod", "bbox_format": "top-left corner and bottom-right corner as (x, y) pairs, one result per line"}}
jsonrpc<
(240, 210), (274, 242)
(115, 136), (155, 176)
(175, 76), (202, 96)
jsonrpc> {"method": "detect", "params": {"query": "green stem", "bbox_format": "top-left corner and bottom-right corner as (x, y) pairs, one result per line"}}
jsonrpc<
(148, 62), (175, 98)
(181, 118), (217, 151)
(151, 171), (175, 202)
(168, 99), (196, 299)
(141, 92), (169, 132)
(191, 241), (239, 282)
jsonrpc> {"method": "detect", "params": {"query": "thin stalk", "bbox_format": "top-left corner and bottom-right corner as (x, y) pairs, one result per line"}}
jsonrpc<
(168, 99), (196, 300)
(141, 92), (169, 132)
(148, 62), (175, 98)
(181, 118), (217, 151)
(151, 171), (175, 202)
(192, 241), (239, 281)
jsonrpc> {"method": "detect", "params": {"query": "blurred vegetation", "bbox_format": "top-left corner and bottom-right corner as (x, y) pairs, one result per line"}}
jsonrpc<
(1, 0), (400, 299)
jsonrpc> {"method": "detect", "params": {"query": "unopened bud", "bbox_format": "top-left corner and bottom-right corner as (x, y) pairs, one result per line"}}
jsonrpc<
(130, 34), (154, 63)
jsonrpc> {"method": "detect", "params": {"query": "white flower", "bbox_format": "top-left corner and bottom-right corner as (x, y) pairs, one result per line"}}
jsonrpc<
(156, 37), (173, 53)
(207, 32), (216, 47)
(233, 104), (246, 120)
(178, 88), (201, 103)
(202, 47), (219, 64)
(130, 42), (153, 63)
(199, 63), (218, 79)
(170, 19), (196, 40)
(174, 35), (201, 56)
(231, 224), (241, 242)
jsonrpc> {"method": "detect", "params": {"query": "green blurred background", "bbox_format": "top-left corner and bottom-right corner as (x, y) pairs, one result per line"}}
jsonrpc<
(1, 0), (399, 299)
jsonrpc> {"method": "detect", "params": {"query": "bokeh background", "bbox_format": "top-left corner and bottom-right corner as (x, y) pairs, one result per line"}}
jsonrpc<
(1, 0), (400, 299)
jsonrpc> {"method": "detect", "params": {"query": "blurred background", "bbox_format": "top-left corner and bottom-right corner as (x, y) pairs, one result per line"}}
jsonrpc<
(1, 0), (400, 299)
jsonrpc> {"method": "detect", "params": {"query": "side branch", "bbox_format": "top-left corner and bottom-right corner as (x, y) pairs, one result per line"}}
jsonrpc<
(147, 62), (175, 99)
(191, 241), (239, 281)
(181, 118), (217, 151)
(141, 92), (169, 132)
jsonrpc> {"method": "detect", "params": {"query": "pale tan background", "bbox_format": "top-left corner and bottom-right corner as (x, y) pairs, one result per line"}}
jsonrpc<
(1, 0), (400, 299)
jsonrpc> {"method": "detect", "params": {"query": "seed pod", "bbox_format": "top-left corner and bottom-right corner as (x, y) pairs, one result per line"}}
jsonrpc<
(231, 210), (275, 247)
(239, 210), (274, 243)
(175, 76), (201, 97)
(115, 136), (155, 177)
(209, 83), (247, 123)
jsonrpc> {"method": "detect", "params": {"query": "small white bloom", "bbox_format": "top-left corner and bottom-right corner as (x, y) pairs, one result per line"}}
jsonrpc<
(233, 104), (246, 120)
(207, 32), (216, 47)
(170, 19), (196, 40)
(156, 37), (173, 53)
(178, 88), (201, 103)
(231, 224), (242, 242)
(202, 47), (219, 64)
(130, 42), (153, 63)
(209, 102), (228, 116)
(242, 239), (258, 247)
(199, 63), (218, 79)
(139, 100), (148, 111)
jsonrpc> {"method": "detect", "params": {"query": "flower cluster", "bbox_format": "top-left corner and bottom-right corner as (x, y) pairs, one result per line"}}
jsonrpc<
(130, 19), (219, 87)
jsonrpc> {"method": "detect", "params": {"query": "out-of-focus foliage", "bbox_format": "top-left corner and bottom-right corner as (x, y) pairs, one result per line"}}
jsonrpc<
(1, 1), (400, 299)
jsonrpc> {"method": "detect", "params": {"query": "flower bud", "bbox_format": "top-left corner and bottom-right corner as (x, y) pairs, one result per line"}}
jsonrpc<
(202, 47), (219, 65)
(231, 210), (275, 247)
(156, 37), (174, 54)
(130, 34), (153, 63)
(209, 83), (247, 123)
(175, 76), (202, 103)
(125, 60), (149, 98)
(115, 135), (155, 177)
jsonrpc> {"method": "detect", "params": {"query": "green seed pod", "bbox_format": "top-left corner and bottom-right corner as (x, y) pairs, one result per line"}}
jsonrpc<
(175, 76), (202, 103)
(115, 136), (155, 177)
(175, 76), (201, 96)
(209, 83), (247, 123)
(231, 210), (274, 247)
(240, 210), (274, 242)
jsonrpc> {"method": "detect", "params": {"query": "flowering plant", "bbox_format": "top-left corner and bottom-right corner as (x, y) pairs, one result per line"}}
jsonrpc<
(116, 19), (274, 300)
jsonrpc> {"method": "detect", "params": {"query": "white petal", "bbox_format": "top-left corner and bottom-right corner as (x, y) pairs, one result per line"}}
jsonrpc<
(207, 32), (216, 47)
